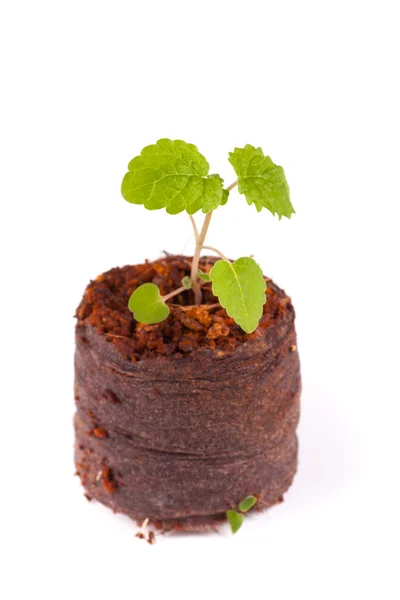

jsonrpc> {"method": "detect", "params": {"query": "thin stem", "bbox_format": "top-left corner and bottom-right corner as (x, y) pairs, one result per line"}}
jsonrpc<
(201, 245), (231, 262)
(188, 215), (199, 242)
(190, 210), (213, 304)
(175, 302), (220, 310)
(226, 179), (238, 192)
(162, 286), (186, 303)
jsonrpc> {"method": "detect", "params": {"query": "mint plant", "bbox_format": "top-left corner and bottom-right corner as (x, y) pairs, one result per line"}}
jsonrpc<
(121, 139), (294, 334)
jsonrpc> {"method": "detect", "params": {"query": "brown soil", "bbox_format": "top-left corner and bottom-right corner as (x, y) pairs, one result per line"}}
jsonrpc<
(74, 255), (301, 532)
(75, 254), (287, 362)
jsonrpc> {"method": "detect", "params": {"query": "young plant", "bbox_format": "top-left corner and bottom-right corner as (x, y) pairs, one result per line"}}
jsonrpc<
(121, 139), (294, 333)
(226, 495), (258, 534)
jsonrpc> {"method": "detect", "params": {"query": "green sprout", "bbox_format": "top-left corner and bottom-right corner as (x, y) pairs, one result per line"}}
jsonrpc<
(121, 139), (294, 333)
(226, 495), (258, 534)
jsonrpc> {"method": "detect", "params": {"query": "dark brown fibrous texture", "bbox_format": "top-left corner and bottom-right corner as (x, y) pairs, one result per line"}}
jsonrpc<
(74, 255), (301, 532)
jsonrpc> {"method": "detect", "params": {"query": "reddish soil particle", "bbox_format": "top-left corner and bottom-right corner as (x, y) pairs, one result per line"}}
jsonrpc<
(100, 467), (118, 494)
(75, 255), (288, 362)
(93, 427), (108, 439)
(206, 318), (230, 339)
(100, 467), (111, 480)
(178, 338), (194, 353)
(102, 480), (118, 494)
(147, 531), (156, 545)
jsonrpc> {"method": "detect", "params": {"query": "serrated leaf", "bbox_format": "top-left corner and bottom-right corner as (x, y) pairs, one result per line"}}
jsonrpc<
(238, 496), (257, 513)
(228, 145), (294, 218)
(209, 257), (266, 334)
(128, 283), (169, 325)
(226, 510), (244, 534)
(181, 276), (192, 290)
(121, 139), (227, 215)
(197, 269), (211, 282)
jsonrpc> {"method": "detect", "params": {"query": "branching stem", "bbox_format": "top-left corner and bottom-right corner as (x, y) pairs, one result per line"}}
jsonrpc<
(226, 179), (238, 191)
(190, 210), (213, 304)
(188, 181), (237, 304)
(201, 246), (231, 262)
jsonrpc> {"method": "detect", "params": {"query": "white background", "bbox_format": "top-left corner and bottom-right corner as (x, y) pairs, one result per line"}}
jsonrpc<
(1, 1), (399, 598)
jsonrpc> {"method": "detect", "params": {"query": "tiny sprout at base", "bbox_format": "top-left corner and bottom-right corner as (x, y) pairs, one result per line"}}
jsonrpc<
(227, 495), (258, 534)
(122, 139), (295, 333)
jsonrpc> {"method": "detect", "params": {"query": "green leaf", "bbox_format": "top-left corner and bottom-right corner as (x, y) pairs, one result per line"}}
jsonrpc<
(228, 145), (294, 218)
(181, 276), (192, 290)
(121, 139), (228, 215)
(197, 269), (211, 282)
(226, 510), (244, 534)
(209, 257), (266, 334)
(128, 283), (169, 325)
(186, 174), (228, 215)
(238, 496), (257, 513)
(221, 187), (229, 206)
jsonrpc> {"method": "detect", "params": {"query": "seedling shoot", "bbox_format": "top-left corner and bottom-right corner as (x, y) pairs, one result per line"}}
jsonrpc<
(121, 139), (294, 334)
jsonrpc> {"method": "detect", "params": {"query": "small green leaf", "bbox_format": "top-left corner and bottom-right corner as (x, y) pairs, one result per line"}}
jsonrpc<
(197, 269), (211, 282)
(226, 510), (244, 534)
(209, 257), (266, 334)
(221, 187), (229, 206)
(181, 276), (192, 290)
(238, 496), (257, 513)
(128, 283), (169, 325)
(186, 174), (229, 215)
(121, 139), (227, 215)
(228, 145), (294, 219)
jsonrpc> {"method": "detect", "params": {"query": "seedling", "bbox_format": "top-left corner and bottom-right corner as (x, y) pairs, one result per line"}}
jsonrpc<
(226, 495), (258, 534)
(122, 139), (294, 333)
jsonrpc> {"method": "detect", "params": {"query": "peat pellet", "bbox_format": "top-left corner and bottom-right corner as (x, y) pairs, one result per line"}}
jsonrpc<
(74, 255), (301, 531)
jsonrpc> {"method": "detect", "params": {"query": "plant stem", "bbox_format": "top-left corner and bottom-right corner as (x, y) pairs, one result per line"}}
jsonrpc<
(226, 179), (238, 191)
(201, 245), (231, 262)
(190, 210), (213, 304)
(188, 182), (237, 304)
(163, 286), (186, 303)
